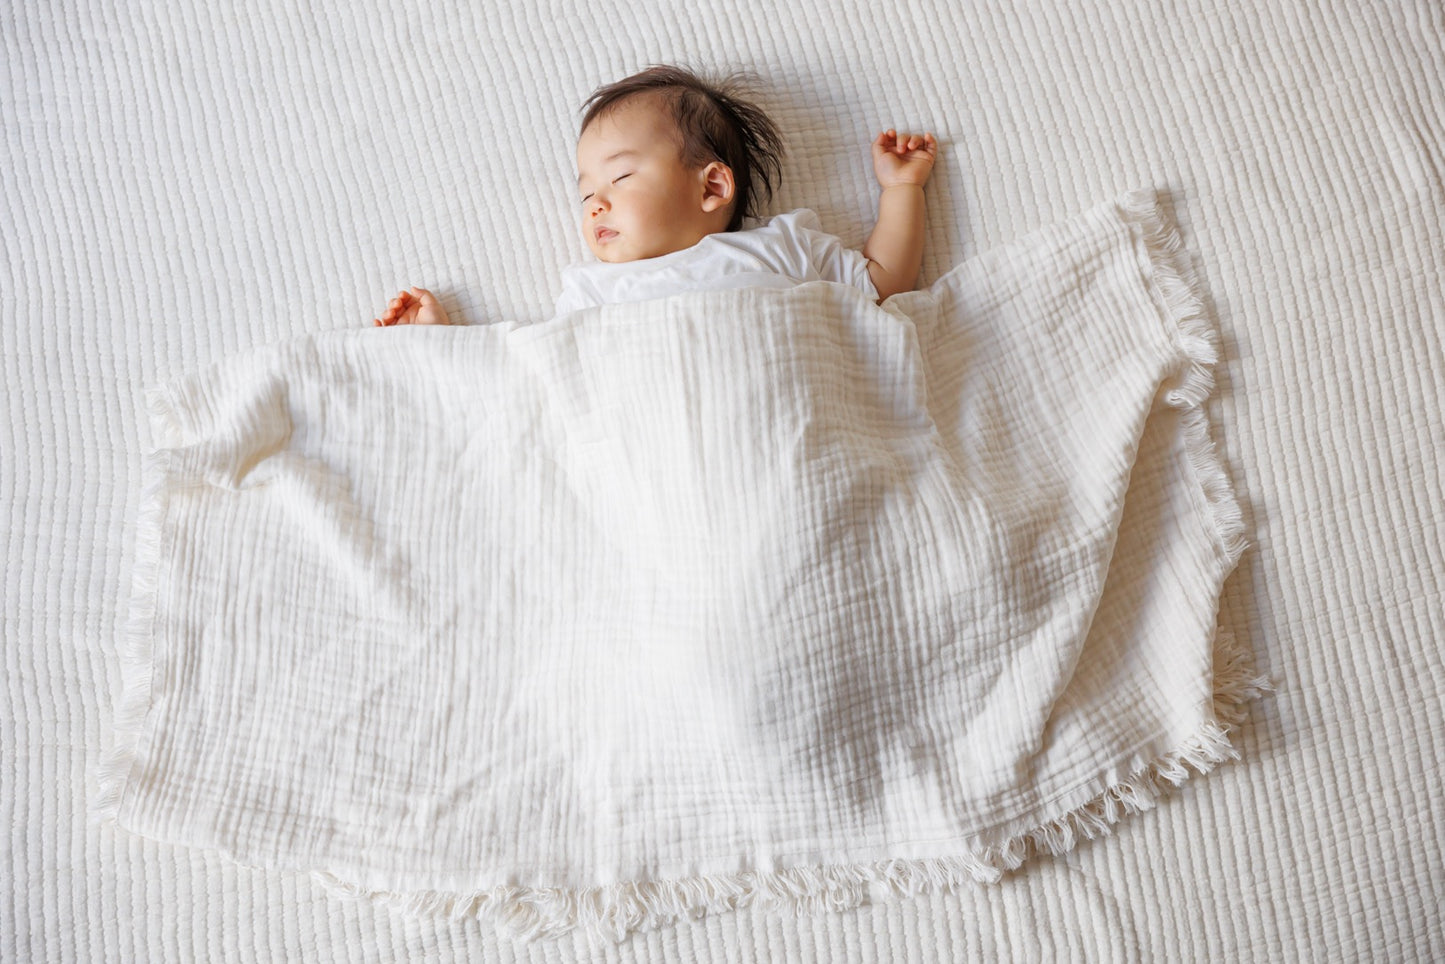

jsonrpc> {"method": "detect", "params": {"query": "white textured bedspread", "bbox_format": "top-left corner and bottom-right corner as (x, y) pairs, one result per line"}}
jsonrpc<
(97, 190), (1258, 943)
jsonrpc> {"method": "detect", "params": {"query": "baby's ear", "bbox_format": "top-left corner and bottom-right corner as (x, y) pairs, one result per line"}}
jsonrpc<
(699, 161), (735, 213)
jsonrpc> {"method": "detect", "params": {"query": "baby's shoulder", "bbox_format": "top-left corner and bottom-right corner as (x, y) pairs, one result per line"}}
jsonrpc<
(744, 208), (824, 234)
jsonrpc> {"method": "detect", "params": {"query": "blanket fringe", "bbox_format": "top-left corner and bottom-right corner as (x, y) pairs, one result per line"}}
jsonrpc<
(316, 627), (1269, 945)
(1117, 187), (1250, 565)
(92, 431), (176, 822)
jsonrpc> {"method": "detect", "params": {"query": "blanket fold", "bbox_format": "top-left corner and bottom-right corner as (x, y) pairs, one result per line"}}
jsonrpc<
(97, 189), (1261, 943)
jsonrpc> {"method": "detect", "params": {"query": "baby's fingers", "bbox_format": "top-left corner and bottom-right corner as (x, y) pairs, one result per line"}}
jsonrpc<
(900, 132), (933, 153)
(888, 130), (917, 154)
(377, 289), (411, 325)
(876, 129), (937, 156)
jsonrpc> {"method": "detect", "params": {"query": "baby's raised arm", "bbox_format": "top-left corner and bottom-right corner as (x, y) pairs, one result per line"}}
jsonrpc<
(863, 129), (938, 302)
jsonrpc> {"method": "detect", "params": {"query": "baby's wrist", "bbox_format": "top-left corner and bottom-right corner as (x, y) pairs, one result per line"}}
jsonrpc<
(879, 181), (927, 192)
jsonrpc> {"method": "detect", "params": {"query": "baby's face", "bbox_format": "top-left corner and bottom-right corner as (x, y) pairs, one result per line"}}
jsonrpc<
(575, 97), (730, 263)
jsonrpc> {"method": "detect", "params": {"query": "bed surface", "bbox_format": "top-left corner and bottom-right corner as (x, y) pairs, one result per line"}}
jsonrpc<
(4, 0), (1442, 960)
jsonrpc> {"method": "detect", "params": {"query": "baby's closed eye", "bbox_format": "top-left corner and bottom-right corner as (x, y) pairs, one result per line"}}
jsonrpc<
(581, 173), (631, 204)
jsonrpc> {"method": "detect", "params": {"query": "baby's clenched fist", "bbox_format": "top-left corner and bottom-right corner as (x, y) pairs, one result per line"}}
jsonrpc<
(872, 129), (938, 190)
(374, 287), (450, 327)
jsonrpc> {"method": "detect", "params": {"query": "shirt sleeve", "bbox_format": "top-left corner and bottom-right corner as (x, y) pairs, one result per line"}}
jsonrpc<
(552, 265), (594, 317)
(788, 209), (880, 301)
(552, 287), (581, 317)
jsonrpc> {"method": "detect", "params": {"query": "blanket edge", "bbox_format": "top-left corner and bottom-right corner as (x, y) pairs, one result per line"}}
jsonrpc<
(92, 388), (182, 825)
(315, 640), (1273, 946)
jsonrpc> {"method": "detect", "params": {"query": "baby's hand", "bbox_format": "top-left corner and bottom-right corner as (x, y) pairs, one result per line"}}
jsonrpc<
(373, 287), (450, 327)
(872, 129), (938, 189)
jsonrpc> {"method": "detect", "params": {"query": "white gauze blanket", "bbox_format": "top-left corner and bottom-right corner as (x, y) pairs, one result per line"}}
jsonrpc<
(97, 190), (1259, 943)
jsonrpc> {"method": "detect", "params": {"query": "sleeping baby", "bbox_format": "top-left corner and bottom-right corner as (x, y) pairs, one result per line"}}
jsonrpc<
(372, 64), (938, 327)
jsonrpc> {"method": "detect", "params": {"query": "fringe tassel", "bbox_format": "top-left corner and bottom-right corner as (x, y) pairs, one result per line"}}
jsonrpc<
(316, 625), (1268, 945)
(91, 436), (176, 822)
(1115, 187), (1251, 566)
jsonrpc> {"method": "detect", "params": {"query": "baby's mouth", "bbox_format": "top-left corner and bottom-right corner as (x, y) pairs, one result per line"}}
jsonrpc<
(595, 227), (618, 243)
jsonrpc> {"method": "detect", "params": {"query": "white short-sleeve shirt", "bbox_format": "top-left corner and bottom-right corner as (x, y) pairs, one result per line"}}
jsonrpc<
(553, 208), (878, 316)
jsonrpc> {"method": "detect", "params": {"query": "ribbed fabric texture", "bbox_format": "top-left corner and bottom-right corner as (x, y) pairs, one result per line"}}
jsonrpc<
(4, 0), (1441, 959)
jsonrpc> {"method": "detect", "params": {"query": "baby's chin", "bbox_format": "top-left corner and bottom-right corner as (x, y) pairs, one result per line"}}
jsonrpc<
(590, 238), (695, 264)
(587, 236), (632, 263)
(592, 248), (655, 265)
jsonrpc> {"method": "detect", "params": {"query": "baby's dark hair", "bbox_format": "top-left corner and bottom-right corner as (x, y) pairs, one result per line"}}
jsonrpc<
(579, 64), (785, 232)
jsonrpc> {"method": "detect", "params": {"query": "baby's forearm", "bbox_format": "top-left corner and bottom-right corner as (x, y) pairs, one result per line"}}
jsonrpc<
(863, 184), (926, 301)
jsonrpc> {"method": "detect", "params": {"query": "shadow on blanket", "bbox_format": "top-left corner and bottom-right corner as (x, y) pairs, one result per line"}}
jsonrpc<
(96, 188), (1267, 944)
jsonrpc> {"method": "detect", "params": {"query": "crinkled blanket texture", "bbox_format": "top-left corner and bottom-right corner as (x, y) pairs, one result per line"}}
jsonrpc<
(98, 190), (1260, 944)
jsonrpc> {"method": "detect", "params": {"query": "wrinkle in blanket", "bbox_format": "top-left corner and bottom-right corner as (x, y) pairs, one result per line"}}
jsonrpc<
(96, 189), (1261, 943)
